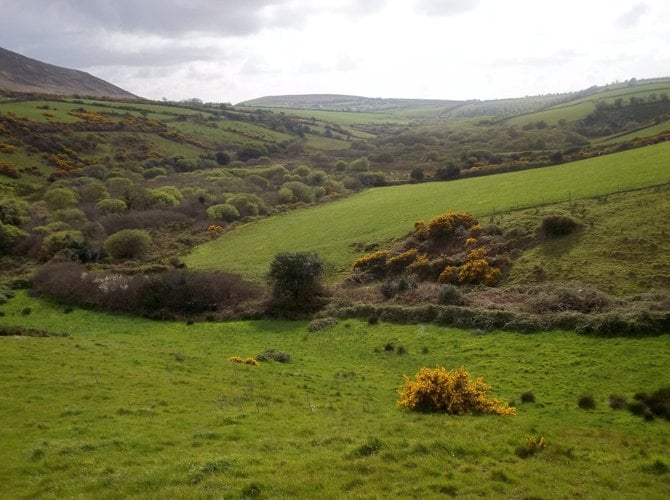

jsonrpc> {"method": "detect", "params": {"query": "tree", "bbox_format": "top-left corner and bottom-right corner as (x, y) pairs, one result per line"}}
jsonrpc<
(267, 252), (324, 311)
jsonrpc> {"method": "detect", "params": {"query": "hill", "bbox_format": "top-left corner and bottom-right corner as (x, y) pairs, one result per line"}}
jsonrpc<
(0, 47), (136, 98)
(239, 93), (466, 113)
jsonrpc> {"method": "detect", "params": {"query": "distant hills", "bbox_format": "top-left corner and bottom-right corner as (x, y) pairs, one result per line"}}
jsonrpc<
(0, 47), (136, 99)
(239, 93), (466, 112)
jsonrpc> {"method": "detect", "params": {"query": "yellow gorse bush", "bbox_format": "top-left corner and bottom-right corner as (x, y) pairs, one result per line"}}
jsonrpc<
(397, 366), (515, 416)
(426, 211), (478, 240)
(438, 247), (501, 286)
(228, 356), (259, 366)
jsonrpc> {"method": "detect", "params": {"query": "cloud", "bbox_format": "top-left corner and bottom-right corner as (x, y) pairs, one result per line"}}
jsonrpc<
(413, 0), (479, 16)
(616, 2), (650, 28)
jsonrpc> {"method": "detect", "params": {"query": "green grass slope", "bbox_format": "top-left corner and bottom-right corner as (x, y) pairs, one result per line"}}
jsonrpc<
(0, 293), (668, 498)
(185, 142), (670, 281)
(496, 184), (670, 294)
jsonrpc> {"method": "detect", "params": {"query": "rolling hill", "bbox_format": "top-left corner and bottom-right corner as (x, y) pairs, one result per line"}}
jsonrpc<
(0, 47), (136, 98)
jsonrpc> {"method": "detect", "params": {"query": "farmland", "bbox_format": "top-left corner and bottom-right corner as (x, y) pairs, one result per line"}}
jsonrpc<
(1, 293), (669, 498)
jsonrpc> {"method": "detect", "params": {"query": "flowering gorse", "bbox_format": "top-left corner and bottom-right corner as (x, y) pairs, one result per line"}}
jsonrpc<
(397, 366), (515, 416)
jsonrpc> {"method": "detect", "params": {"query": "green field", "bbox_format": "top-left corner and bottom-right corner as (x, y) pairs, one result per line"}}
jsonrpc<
(245, 106), (411, 126)
(0, 292), (668, 498)
(185, 142), (670, 281)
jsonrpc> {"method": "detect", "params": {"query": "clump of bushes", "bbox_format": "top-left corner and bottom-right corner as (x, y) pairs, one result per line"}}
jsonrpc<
(627, 387), (670, 421)
(540, 214), (583, 238)
(397, 366), (516, 415)
(32, 262), (262, 319)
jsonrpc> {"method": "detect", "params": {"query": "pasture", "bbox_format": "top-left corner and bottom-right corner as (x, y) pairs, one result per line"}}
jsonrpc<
(0, 292), (668, 498)
(185, 142), (670, 281)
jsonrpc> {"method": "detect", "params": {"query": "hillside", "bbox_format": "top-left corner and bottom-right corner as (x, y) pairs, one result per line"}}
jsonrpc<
(238, 93), (465, 113)
(0, 47), (136, 98)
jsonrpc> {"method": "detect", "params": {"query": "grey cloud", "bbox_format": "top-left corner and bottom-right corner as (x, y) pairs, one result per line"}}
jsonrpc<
(413, 0), (479, 16)
(616, 3), (650, 28)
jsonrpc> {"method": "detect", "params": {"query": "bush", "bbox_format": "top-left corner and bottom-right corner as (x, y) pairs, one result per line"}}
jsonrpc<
(540, 215), (583, 238)
(426, 211), (478, 240)
(307, 317), (337, 332)
(437, 284), (465, 305)
(104, 229), (151, 259)
(578, 394), (596, 410)
(96, 198), (127, 214)
(256, 350), (292, 363)
(525, 284), (612, 314)
(628, 387), (670, 421)
(206, 203), (240, 222)
(520, 391), (536, 403)
(608, 394), (627, 410)
(397, 366), (516, 415)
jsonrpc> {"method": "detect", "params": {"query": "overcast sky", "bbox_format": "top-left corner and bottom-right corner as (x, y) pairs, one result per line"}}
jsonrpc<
(2, 0), (668, 103)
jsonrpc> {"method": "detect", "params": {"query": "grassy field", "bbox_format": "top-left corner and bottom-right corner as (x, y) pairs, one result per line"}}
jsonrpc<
(495, 184), (670, 294)
(185, 142), (670, 281)
(0, 292), (668, 498)
(245, 106), (411, 126)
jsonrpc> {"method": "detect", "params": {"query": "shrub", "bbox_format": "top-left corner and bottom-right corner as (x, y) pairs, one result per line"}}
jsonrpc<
(540, 215), (583, 238)
(281, 181), (315, 203)
(426, 211), (478, 240)
(229, 356), (259, 366)
(206, 203), (240, 222)
(44, 188), (78, 210)
(608, 394), (627, 410)
(515, 436), (546, 458)
(353, 437), (384, 457)
(520, 391), (536, 403)
(307, 317), (337, 332)
(525, 284), (612, 314)
(577, 394), (596, 410)
(397, 366), (516, 415)
(352, 250), (391, 277)
(437, 284), (465, 305)
(256, 350), (292, 363)
(96, 198), (127, 214)
(0, 222), (28, 254)
(628, 387), (670, 421)
(104, 229), (151, 259)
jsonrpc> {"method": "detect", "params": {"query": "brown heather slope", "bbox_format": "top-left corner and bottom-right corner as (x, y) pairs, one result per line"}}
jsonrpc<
(0, 46), (136, 98)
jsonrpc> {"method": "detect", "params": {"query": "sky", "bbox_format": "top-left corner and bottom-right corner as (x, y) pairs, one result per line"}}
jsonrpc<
(1, 0), (669, 104)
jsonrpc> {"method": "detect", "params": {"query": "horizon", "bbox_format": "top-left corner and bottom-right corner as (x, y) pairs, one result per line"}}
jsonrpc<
(1, 1), (669, 104)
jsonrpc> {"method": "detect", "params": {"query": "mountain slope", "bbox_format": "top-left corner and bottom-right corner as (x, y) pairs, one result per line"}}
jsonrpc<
(0, 47), (136, 98)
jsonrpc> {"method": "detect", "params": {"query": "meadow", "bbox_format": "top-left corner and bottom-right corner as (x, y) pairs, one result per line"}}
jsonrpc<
(0, 292), (668, 498)
(185, 141), (670, 281)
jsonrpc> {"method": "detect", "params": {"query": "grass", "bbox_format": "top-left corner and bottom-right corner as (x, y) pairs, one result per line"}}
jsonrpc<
(247, 106), (411, 126)
(497, 184), (670, 294)
(0, 291), (668, 498)
(185, 141), (670, 281)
